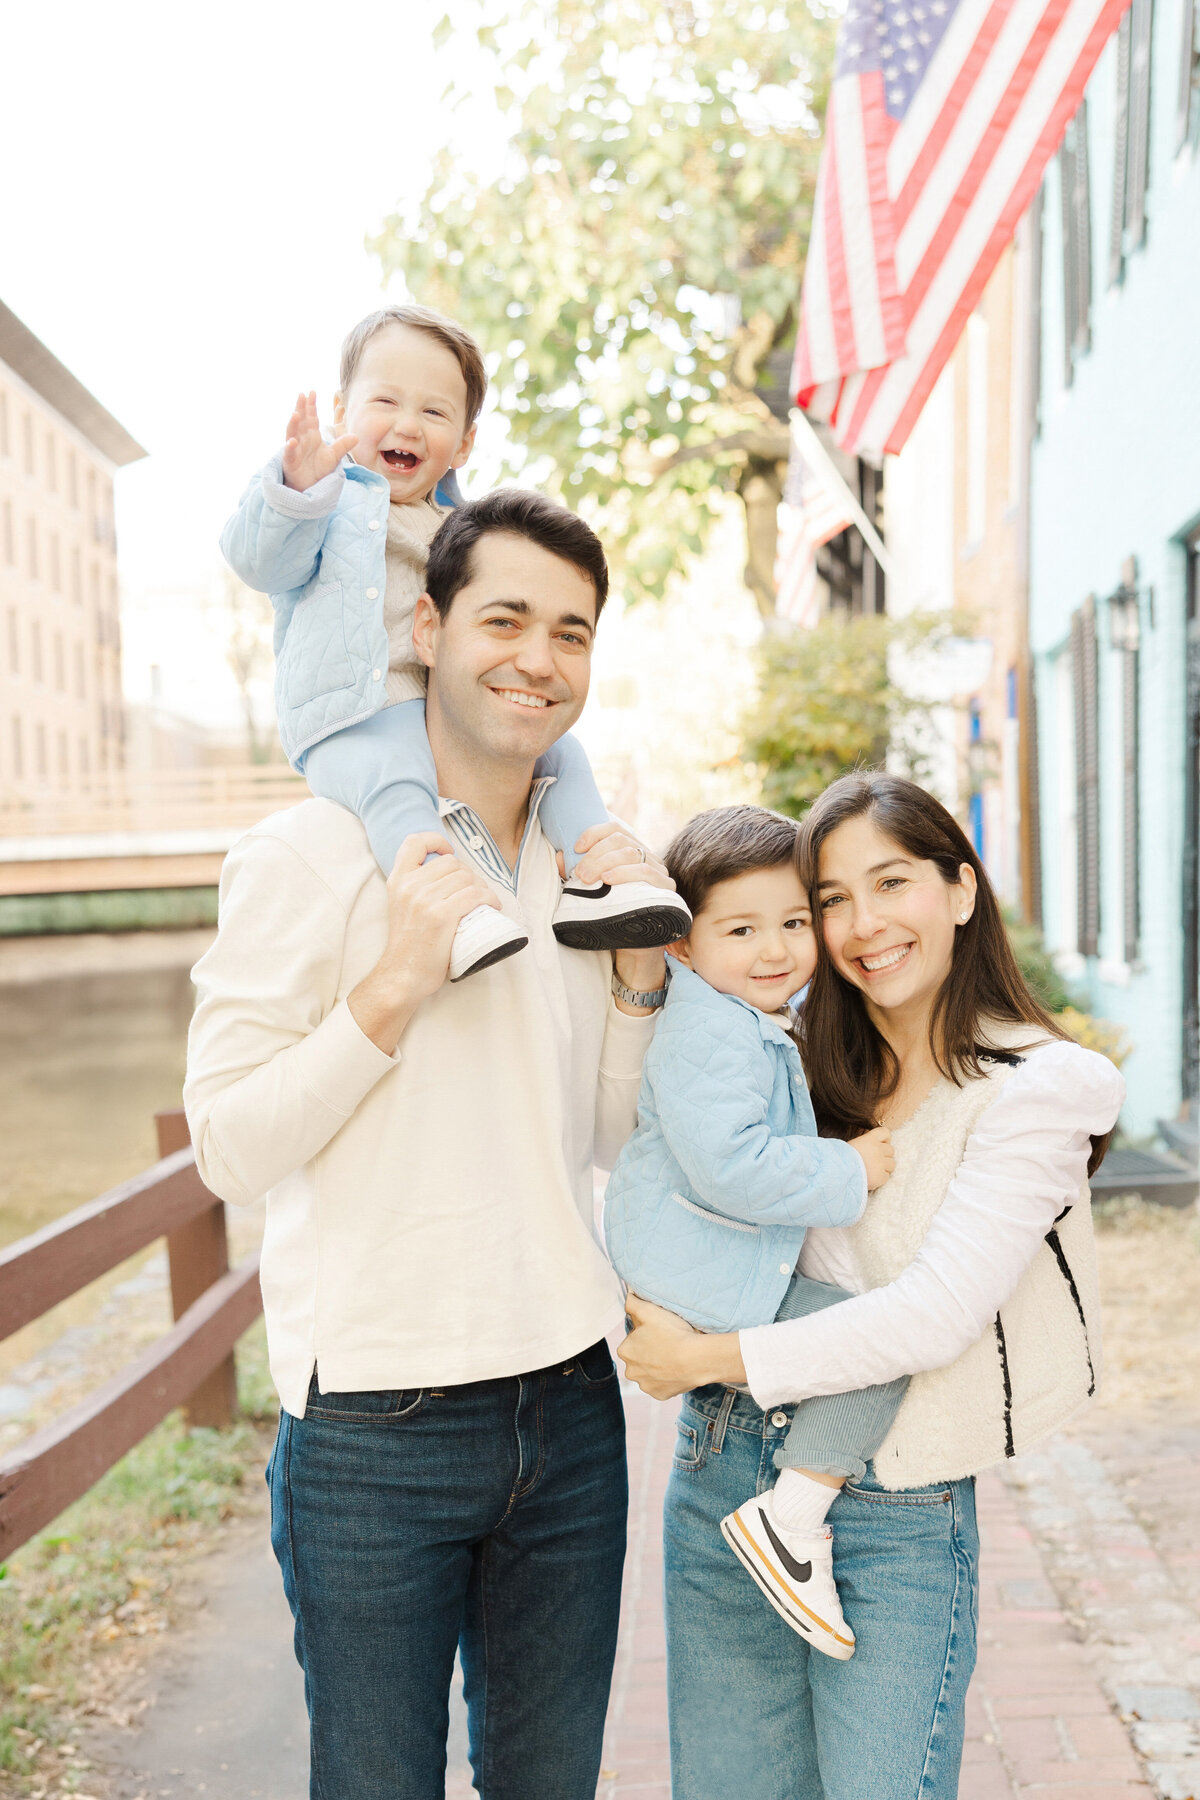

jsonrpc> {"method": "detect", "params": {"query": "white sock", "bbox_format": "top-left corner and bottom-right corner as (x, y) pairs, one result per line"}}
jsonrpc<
(771, 1469), (840, 1535)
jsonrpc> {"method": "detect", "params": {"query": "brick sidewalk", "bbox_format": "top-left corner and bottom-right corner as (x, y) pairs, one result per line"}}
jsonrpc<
(591, 1387), (1153, 1800)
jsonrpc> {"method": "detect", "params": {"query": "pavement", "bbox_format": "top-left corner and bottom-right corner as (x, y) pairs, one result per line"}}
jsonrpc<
(88, 1385), (1194, 1800)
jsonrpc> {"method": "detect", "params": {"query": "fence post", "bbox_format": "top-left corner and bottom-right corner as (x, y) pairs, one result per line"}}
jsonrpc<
(155, 1109), (238, 1429)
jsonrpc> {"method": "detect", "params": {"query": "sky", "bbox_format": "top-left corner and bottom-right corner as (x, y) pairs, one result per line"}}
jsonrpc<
(0, 1), (511, 728)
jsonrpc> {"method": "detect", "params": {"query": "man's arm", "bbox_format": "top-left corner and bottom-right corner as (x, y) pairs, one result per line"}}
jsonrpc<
(185, 831), (496, 1204)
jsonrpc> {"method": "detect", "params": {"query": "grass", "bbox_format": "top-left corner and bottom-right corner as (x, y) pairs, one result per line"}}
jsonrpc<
(0, 1321), (277, 1790)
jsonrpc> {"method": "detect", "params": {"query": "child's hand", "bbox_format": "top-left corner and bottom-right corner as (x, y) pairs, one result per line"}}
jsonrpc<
(849, 1125), (895, 1191)
(282, 391), (358, 492)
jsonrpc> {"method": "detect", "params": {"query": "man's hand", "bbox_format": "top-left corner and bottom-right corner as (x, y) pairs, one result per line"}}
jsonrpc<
(618, 1293), (747, 1400)
(282, 391), (358, 493)
(349, 834), (499, 1054)
(849, 1125), (895, 1191)
(559, 821), (673, 1010)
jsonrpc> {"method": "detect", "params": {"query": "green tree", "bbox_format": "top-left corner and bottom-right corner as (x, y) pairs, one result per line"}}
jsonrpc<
(741, 612), (956, 816)
(374, 0), (837, 615)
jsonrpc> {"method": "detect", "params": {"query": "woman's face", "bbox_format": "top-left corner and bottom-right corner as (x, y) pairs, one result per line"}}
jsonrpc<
(814, 813), (976, 1027)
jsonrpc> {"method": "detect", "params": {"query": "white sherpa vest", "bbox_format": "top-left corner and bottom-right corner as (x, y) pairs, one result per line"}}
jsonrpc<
(846, 1028), (1102, 1489)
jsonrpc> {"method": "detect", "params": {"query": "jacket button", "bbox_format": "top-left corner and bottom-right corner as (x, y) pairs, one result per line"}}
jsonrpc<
(371, 669), (382, 681)
(366, 586), (379, 600)
(779, 1263), (791, 1275)
(771, 1411), (789, 1429)
(368, 519), (380, 530)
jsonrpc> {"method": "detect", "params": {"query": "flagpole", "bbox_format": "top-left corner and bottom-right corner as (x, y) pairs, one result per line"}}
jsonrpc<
(789, 407), (895, 582)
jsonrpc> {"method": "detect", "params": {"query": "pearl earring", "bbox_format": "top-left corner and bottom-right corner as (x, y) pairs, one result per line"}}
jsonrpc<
(960, 911), (970, 922)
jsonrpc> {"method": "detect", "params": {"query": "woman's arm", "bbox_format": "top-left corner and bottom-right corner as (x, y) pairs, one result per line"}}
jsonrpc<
(619, 1042), (1123, 1403)
(738, 1042), (1124, 1408)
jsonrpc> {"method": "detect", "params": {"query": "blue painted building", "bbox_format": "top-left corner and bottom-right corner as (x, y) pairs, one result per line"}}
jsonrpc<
(1029, 0), (1200, 1136)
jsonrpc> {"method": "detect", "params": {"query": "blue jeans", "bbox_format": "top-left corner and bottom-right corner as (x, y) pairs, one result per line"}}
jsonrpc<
(268, 1340), (628, 1799)
(303, 700), (608, 878)
(665, 1385), (979, 1800)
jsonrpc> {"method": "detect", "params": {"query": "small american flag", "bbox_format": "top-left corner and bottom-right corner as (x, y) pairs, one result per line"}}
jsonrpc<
(774, 425), (856, 627)
(793, 0), (1131, 458)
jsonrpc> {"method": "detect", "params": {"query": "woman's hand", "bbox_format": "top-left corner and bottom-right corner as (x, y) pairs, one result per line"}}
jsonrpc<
(618, 1294), (747, 1400)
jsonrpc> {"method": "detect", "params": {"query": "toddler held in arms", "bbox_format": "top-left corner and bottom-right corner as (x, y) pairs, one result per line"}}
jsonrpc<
(605, 805), (904, 1660)
(221, 303), (690, 979)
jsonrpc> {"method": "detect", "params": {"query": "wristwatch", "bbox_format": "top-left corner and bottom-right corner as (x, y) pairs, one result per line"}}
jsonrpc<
(611, 971), (667, 1010)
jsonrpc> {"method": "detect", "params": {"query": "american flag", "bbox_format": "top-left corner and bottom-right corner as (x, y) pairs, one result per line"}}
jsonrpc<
(774, 423), (857, 627)
(793, 0), (1131, 458)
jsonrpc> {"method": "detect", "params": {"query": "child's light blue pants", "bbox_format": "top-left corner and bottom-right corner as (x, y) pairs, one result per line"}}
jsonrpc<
(771, 1273), (909, 1481)
(301, 699), (608, 879)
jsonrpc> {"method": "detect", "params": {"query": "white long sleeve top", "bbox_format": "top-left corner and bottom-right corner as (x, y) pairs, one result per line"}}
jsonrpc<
(184, 792), (653, 1415)
(740, 1041), (1125, 1410)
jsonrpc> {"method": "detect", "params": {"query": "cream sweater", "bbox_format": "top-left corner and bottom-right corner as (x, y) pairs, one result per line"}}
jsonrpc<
(741, 1035), (1124, 1487)
(382, 499), (445, 705)
(183, 794), (654, 1416)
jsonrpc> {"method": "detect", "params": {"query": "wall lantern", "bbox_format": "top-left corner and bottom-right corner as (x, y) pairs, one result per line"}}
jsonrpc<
(1105, 555), (1145, 653)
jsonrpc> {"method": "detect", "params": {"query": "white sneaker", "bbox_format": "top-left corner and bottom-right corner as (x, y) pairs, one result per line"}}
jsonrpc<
(720, 1497), (856, 1659)
(552, 880), (692, 951)
(449, 905), (528, 982)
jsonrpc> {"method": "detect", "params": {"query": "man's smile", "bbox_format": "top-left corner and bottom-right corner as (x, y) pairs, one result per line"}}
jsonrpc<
(489, 686), (557, 711)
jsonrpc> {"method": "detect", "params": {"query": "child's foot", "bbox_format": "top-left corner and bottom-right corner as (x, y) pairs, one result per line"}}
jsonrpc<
(552, 880), (692, 951)
(720, 1495), (856, 1659)
(449, 905), (529, 982)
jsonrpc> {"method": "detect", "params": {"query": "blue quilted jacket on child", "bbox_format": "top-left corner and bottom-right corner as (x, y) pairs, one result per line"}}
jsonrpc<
(604, 960), (867, 1333)
(220, 456), (461, 766)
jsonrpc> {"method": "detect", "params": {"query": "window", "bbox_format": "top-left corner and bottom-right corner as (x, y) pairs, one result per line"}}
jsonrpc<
(817, 461), (886, 615)
(35, 721), (46, 778)
(71, 546), (81, 604)
(54, 632), (65, 692)
(22, 413), (34, 476)
(74, 641), (85, 699)
(26, 517), (38, 580)
(1059, 102), (1092, 382)
(2, 498), (12, 564)
(11, 715), (22, 779)
(0, 391), (8, 458)
(79, 734), (89, 775)
(6, 608), (18, 675)
(45, 434), (57, 493)
(1070, 596), (1101, 956)
(67, 449), (78, 509)
(57, 729), (68, 778)
(31, 620), (43, 685)
(1110, 0), (1156, 283)
(50, 533), (61, 594)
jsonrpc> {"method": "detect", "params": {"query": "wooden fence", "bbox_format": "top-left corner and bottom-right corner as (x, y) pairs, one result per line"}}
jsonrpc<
(0, 766), (308, 841)
(0, 1110), (262, 1562)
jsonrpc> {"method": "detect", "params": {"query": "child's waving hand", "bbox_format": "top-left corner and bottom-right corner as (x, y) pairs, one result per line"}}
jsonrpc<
(282, 391), (358, 492)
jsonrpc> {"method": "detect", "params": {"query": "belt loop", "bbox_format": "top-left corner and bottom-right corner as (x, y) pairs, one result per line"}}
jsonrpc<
(711, 1386), (737, 1455)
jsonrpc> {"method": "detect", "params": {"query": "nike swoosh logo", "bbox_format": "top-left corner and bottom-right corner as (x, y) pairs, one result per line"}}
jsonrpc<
(561, 884), (612, 899)
(761, 1516), (812, 1583)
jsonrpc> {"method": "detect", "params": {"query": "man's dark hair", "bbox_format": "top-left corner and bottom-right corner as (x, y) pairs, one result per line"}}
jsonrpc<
(664, 805), (802, 920)
(425, 489), (609, 620)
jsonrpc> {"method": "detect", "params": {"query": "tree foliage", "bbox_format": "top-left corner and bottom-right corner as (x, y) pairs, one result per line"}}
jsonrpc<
(741, 613), (956, 817)
(373, 0), (837, 610)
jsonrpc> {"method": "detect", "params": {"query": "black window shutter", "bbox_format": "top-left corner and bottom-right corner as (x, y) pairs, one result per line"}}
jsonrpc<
(1029, 186), (1045, 437)
(1122, 639), (1140, 962)
(1059, 105), (1092, 382)
(1127, 0), (1155, 247)
(1072, 599), (1101, 957)
(1177, 0), (1198, 151)
(1109, 10), (1132, 284)
(1060, 135), (1078, 385)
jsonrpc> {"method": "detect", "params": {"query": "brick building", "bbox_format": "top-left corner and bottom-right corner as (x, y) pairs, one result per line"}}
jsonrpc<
(0, 300), (145, 795)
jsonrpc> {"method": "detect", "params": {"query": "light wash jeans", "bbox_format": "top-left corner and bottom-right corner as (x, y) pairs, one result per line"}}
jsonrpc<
(303, 698), (607, 879)
(664, 1384), (979, 1800)
(773, 1272), (908, 1479)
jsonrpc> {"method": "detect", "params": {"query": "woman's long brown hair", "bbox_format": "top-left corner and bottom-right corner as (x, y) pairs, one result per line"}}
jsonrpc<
(797, 772), (1110, 1176)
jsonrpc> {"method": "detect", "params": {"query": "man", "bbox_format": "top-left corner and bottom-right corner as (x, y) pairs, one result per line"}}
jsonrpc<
(185, 490), (675, 1798)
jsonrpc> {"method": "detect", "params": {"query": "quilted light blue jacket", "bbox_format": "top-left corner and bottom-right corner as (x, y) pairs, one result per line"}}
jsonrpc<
(220, 456), (461, 766)
(604, 960), (867, 1333)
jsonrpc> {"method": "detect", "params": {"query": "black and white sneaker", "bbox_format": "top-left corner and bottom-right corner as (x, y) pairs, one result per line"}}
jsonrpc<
(552, 880), (692, 951)
(449, 905), (528, 982)
(720, 1498), (856, 1659)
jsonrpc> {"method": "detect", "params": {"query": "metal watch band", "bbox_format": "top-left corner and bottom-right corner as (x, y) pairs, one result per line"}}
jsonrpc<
(611, 972), (667, 1010)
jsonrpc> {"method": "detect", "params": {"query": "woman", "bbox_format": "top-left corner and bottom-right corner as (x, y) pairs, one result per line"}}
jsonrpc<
(619, 772), (1124, 1800)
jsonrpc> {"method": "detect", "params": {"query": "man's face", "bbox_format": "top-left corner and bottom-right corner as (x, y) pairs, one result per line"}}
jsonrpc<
(413, 530), (597, 769)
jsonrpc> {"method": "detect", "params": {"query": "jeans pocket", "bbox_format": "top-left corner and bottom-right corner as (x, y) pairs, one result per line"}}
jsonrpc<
(571, 1338), (618, 1389)
(673, 1416), (709, 1472)
(305, 1381), (427, 1424)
